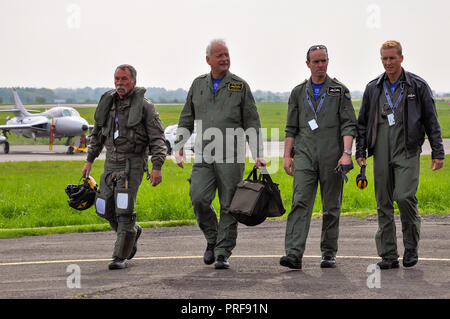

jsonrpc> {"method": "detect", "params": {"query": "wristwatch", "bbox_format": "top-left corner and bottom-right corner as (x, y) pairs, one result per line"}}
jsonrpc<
(344, 149), (352, 155)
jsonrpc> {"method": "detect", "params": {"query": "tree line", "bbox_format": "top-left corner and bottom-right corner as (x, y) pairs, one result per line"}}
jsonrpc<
(0, 87), (448, 105)
(0, 87), (292, 104)
(0, 87), (186, 104)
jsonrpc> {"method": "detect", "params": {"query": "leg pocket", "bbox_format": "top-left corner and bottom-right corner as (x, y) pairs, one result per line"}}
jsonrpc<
(95, 192), (115, 220)
(115, 187), (136, 216)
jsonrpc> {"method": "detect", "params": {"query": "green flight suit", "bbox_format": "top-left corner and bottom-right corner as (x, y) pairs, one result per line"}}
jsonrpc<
(87, 87), (166, 260)
(98, 157), (146, 259)
(177, 71), (262, 258)
(373, 75), (421, 261)
(284, 76), (357, 259)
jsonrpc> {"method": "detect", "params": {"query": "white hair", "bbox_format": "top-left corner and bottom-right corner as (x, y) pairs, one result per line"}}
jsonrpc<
(206, 39), (227, 57)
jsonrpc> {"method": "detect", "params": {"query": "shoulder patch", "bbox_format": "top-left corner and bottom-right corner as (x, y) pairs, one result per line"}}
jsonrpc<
(344, 89), (351, 100)
(327, 86), (342, 96)
(228, 82), (244, 92)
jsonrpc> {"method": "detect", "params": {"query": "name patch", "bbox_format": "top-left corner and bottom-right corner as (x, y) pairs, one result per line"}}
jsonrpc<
(327, 86), (342, 96)
(407, 93), (416, 100)
(228, 82), (244, 92)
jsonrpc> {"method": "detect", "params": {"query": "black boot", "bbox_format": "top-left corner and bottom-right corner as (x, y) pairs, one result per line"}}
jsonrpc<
(215, 255), (230, 269)
(320, 256), (337, 268)
(280, 254), (302, 269)
(203, 243), (215, 265)
(128, 225), (142, 260)
(377, 258), (399, 269)
(108, 257), (128, 270)
(403, 248), (419, 268)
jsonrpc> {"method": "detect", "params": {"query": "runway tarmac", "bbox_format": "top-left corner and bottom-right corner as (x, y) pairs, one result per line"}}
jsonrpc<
(0, 140), (448, 304)
(0, 215), (449, 300)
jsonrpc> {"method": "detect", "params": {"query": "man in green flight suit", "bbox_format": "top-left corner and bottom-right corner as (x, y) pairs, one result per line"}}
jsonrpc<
(82, 64), (166, 270)
(280, 45), (357, 269)
(356, 40), (444, 269)
(174, 39), (265, 269)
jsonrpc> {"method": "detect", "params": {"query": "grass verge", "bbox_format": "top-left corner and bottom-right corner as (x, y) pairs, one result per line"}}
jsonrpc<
(0, 155), (448, 238)
(0, 219), (197, 239)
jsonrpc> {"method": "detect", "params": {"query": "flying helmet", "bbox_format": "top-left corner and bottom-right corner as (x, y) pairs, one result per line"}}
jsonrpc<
(65, 176), (98, 210)
(356, 165), (368, 189)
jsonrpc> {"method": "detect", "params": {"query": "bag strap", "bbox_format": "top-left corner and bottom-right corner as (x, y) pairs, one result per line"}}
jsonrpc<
(262, 173), (274, 185)
(246, 165), (275, 186)
(257, 166), (273, 185)
(245, 167), (258, 181)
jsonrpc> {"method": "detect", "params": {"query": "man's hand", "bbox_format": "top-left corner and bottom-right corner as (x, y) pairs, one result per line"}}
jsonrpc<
(283, 137), (295, 176)
(82, 162), (92, 178)
(356, 157), (367, 168)
(338, 153), (353, 174)
(283, 157), (294, 176)
(150, 169), (162, 186)
(255, 157), (267, 169)
(174, 149), (185, 169)
(431, 159), (444, 171)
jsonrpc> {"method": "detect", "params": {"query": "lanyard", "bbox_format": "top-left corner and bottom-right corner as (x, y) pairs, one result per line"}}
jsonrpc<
(305, 87), (326, 120)
(383, 81), (404, 113)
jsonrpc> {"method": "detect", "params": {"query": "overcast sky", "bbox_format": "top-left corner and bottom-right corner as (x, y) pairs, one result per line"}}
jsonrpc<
(1, 0), (449, 93)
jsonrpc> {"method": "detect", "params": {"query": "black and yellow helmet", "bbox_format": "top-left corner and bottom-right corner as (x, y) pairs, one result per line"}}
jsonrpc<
(65, 176), (98, 210)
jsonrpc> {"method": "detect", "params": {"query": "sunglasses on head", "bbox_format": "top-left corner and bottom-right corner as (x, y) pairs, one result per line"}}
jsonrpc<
(307, 45), (328, 59)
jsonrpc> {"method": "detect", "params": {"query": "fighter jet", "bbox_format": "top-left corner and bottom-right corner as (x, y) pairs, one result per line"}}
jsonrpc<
(0, 88), (92, 154)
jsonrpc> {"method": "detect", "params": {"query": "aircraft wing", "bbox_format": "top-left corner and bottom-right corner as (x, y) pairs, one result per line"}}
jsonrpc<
(0, 109), (21, 113)
(0, 124), (47, 131)
(0, 109), (40, 113)
(0, 124), (34, 130)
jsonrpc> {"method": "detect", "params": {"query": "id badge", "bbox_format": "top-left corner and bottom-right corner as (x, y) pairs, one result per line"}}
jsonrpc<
(308, 119), (318, 131)
(114, 130), (119, 140)
(387, 113), (395, 126)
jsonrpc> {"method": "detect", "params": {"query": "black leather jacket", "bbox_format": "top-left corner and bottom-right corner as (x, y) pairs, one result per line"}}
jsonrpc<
(356, 69), (444, 160)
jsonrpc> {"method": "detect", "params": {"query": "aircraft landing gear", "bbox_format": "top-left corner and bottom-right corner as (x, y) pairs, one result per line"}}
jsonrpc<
(3, 141), (9, 154)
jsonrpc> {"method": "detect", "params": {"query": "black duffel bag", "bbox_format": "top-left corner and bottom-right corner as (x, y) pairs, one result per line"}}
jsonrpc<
(263, 170), (286, 218)
(229, 166), (285, 226)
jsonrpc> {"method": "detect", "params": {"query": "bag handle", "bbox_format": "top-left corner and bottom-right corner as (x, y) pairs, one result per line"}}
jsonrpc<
(245, 167), (259, 181)
(247, 166), (274, 185)
(257, 166), (273, 185)
(245, 165), (276, 186)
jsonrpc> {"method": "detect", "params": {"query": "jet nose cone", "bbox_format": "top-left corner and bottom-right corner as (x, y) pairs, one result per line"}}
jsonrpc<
(82, 124), (88, 131)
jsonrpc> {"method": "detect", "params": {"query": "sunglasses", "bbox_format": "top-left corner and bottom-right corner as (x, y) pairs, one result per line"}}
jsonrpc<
(307, 45), (328, 60)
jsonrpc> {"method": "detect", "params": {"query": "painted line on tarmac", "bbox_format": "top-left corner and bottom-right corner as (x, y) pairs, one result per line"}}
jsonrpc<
(0, 255), (449, 267)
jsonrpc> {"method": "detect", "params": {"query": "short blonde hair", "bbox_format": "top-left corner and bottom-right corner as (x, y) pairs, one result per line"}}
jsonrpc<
(380, 40), (402, 56)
